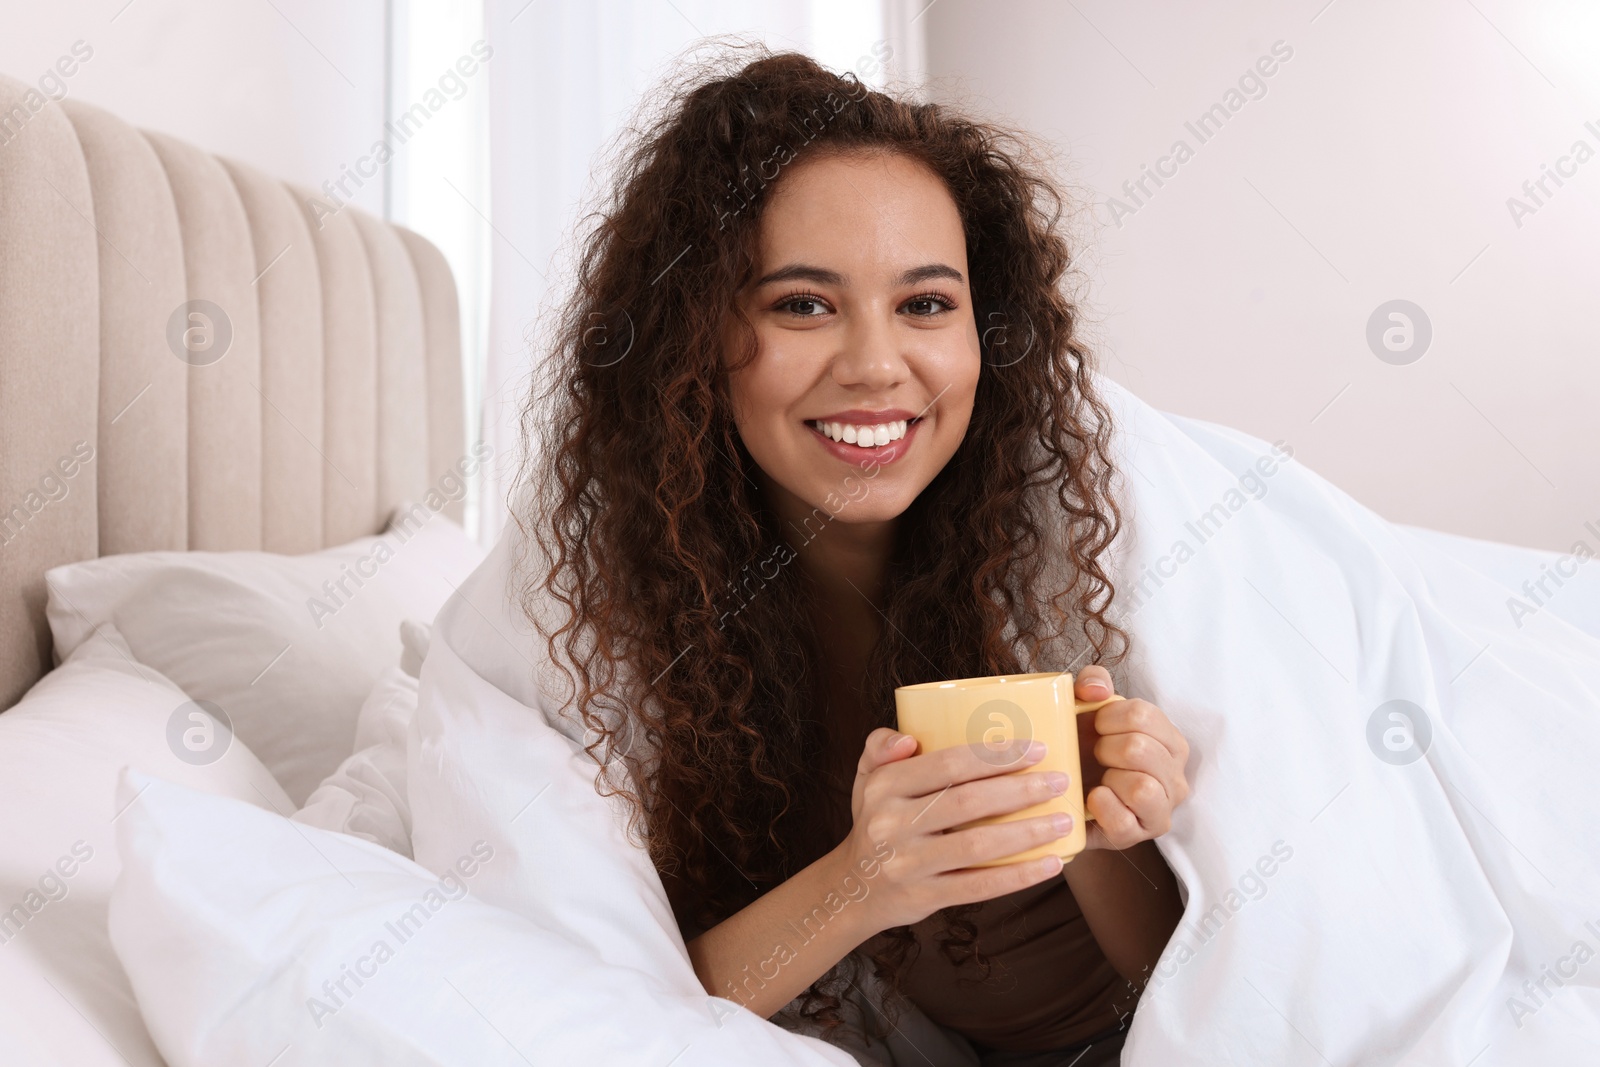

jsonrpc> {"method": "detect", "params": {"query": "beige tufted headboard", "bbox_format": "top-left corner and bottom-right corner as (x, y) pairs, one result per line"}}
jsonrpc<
(0, 73), (465, 709)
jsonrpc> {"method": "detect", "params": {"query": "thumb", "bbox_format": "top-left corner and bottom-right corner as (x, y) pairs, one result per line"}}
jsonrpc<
(859, 728), (918, 774)
(1074, 665), (1114, 702)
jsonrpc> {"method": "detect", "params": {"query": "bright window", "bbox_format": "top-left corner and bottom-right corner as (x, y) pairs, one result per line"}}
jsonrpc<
(386, 0), (491, 540)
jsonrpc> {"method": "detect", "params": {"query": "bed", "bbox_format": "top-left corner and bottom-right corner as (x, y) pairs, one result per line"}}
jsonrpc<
(0, 72), (466, 706)
(0, 69), (471, 1064)
(5, 68), (1600, 1067)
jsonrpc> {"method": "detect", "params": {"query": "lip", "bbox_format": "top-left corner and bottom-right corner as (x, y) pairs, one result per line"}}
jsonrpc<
(806, 414), (923, 467)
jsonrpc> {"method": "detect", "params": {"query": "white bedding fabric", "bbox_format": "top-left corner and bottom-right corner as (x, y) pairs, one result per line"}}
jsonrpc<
(1395, 522), (1600, 640)
(44, 504), (484, 803)
(110, 770), (848, 1067)
(0, 624), (292, 1067)
(1098, 388), (1600, 1063)
(291, 664), (418, 859)
(104, 376), (1600, 1065)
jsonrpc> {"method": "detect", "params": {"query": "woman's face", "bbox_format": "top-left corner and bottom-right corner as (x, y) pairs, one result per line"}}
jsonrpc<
(725, 150), (981, 529)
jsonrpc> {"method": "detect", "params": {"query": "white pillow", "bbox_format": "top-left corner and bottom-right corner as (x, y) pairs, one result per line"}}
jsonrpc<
(0, 624), (291, 1067)
(292, 665), (416, 858)
(106, 770), (858, 1066)
(398, 618), (431, 679)
(44, 506), (485, 804)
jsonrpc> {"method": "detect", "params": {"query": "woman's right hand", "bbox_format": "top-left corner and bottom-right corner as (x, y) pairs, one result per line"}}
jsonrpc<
(835, 727), (1075, 934)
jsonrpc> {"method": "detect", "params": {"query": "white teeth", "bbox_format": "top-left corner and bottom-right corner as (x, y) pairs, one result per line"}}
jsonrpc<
(811, 419), (912, 447)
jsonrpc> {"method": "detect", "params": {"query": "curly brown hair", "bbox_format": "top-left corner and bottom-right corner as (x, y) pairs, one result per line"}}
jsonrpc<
(512, 44), (1130, 1042)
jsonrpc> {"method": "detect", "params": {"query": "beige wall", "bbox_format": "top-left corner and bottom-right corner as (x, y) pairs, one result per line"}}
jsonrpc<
(925, 0), (1600, 552)
(0, 0), (387, 216)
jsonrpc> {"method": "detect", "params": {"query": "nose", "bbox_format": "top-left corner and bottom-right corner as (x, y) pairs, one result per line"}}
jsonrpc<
(831, 305), (908, 391)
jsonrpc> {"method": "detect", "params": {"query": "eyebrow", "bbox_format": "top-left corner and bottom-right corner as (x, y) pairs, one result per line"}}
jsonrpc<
(752, 262), (966, 288)
(897, 263), (965, 286)
(754, 263), (845, 288)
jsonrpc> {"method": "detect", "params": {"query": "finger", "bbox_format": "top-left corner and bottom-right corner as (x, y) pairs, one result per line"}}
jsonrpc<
(858, 728), (918, 776)
(938, 853), (1065, 905)
(882, 737), (1048, 798)
(931, 811), (1075, 872)
(1092, 699), (1187, 760)
(1093, 731), (1184, 800)
(910, 770), (1069, 834)
(1074, 665), (1115, 703)
(1075, 713), (1107, 794)
(1084, 782), (1146, 848)
(1100, 768), (1172, 837)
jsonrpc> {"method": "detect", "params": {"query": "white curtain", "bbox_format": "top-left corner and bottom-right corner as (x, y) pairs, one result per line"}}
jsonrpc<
(476, 0), (927, 545)
(386, 0), (493, 539)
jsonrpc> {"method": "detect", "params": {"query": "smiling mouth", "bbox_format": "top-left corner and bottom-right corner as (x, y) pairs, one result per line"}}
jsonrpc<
(806, 416), (923, 450)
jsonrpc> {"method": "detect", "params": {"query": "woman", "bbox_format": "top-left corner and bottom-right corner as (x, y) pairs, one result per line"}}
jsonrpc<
(516, 49), (1192, 1065)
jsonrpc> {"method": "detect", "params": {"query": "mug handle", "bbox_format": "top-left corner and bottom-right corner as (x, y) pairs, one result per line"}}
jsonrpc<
(1072, 693), (1122, 824)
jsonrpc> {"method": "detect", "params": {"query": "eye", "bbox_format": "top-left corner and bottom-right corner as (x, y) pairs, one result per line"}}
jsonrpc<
(774, 291), (832, 318)
(902, 292), (957, 317)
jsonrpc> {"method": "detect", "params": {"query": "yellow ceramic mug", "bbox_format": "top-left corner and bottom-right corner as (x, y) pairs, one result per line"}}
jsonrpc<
(894, 672), (1120, 868)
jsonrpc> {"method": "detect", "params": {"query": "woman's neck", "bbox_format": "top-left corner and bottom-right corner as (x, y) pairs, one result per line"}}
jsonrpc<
(761, 474), (896, 611)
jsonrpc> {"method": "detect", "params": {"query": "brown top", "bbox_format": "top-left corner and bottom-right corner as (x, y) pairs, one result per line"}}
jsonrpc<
(864, 874), (1132, 1053)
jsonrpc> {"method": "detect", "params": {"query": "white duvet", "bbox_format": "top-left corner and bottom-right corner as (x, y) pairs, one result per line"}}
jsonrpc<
(1097, 384), (1600, 1063)
(107, 376), (1600, 1065)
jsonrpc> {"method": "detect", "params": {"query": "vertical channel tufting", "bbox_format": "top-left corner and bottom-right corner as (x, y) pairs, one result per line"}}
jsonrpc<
(0, 74), (99, 706)
(1, 87), (466, 706)
(354, 212), (429, 515)
(292, 186), (379, 546)
(62, 99), (188, 557)
(398, 226), (466, 525)
(146, 131), (263, 551)
(223, 159), (325, 555)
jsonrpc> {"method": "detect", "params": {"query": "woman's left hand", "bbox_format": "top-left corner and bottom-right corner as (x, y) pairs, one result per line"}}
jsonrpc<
(1072, 666), (1191, 851)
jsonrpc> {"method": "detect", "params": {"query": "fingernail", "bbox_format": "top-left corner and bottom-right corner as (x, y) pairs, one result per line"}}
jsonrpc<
(1083, 679), (1109, 694)
(1045, 772), (1070, 795)
(1039, 854), (1063, 875)
(1051, 812), (1073, 834)
(1023, 740), (1047, 762)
